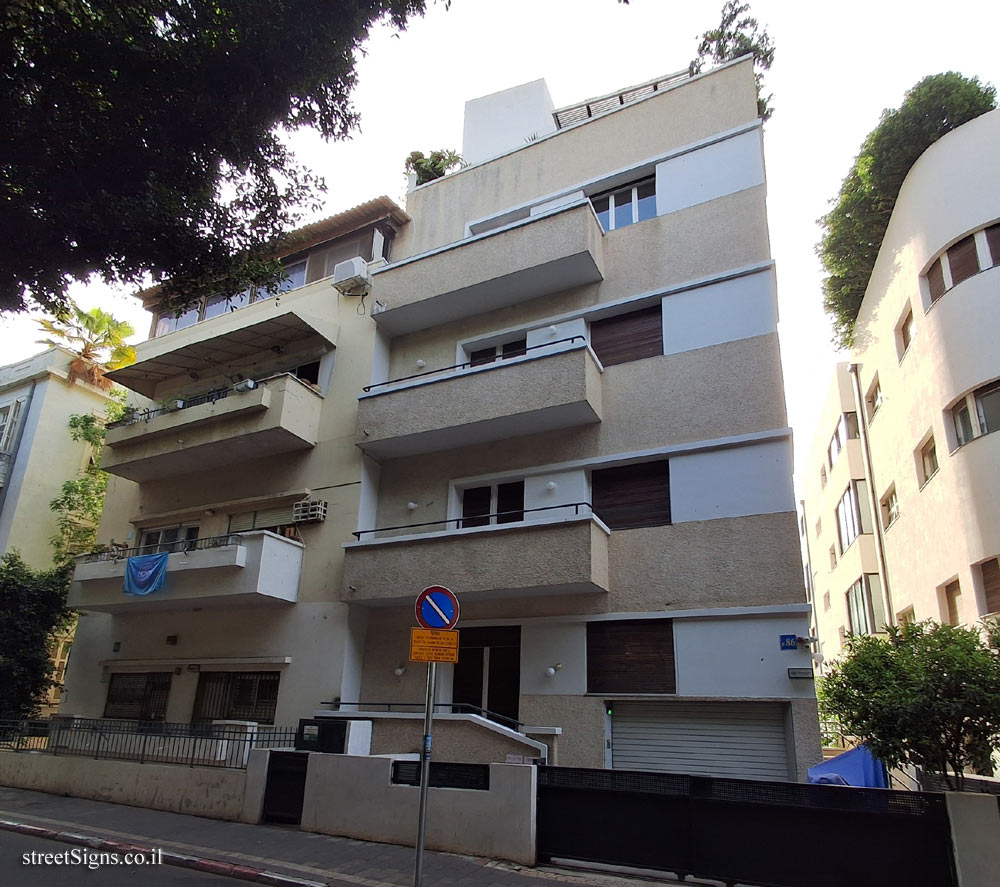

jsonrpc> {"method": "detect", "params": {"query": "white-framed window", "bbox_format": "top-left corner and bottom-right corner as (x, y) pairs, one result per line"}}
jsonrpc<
(139, 523), (200, 554)
(460, 480), (525, 528)
(924, 223), (998, 306)
(827, 413), (857, 469)
(846, 575), (885, 636)
(467, 337), (527, 368)
(942, 578), (962, 625)
(950, 380), (1000, 447)
(828, 545), (837, 570)
(918, 435), (939, 486)
(897, 306), (916, 358)
(0, 398), (25, 451)
(835, 480), (870, 554)
(865, 376), (883, 421)
(819, 465), (827, 489)
(880, 484), (899, 530)
(590, 177), (656, 232)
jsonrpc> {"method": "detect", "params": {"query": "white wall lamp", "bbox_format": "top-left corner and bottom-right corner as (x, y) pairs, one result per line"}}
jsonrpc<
(545, 481), (558, 494)
(545, 663), (563, 678)
(407, 501), (419, 511)
(416, 359), (426, 368)
(393, 665), (407, 677)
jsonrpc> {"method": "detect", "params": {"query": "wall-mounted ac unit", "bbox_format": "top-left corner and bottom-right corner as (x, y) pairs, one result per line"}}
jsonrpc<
(292, 500), (328, 523)
(234, 378), (257, 393)
(332, 257), (370, 295)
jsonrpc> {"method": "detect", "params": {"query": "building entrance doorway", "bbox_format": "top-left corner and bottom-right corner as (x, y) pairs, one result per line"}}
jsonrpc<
(451, 626), (520, 724)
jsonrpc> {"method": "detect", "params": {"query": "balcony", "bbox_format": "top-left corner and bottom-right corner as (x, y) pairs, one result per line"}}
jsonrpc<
(68, 531), (303, 613)
(343, 512), (610, 606)
(371, 201), (605, 336)
(356, 341), (602, 459)
(102, 373), (322, 482)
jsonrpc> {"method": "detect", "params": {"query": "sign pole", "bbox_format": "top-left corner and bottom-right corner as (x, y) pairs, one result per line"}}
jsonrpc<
(413, 659), (437, 887)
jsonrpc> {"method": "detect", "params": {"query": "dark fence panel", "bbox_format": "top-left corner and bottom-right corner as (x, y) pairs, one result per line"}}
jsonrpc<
(392, 760), (490, 790)
(537, 766), (956, 887)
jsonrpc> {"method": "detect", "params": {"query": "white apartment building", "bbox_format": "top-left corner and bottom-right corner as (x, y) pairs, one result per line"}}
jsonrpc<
(65, 58), (820, 780)
(801, 108), (1000, 662)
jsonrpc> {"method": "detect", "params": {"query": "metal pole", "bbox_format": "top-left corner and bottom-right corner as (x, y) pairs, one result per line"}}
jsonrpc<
(413, 661), (437, 887)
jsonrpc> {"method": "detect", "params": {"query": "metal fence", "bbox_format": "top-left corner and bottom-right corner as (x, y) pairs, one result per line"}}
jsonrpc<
(0, 717), (296, 769)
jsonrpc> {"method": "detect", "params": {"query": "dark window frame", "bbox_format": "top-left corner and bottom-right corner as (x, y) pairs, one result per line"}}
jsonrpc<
(586, 619), (676, 694)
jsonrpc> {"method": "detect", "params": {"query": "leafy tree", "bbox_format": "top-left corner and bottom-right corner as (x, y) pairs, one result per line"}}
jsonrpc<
(49, 394), (126, 566)
(404, 150), (464, 185)
(37, 301), (136, 390)
(0, 552), (72, 719)
(2, 0), (430, 317)
(821, 620), (1000, 791)
(818, 73), (996, 347)
(691, 1), (775, 120)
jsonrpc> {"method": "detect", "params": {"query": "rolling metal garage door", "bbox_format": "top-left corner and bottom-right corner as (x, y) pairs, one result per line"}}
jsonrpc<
(612, 701), (790, 780)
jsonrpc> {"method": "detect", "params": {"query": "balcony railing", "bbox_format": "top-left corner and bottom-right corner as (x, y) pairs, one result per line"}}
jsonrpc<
(107, 385), (249, 429)
(76, 533), (244, 564)
(363, 336), (585, 393)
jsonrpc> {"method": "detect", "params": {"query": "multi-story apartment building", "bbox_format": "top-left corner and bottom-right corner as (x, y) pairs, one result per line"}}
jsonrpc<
(801, 108), (1000, 662)
(0, 347), (113, 568)
(65, 57), (820, 780)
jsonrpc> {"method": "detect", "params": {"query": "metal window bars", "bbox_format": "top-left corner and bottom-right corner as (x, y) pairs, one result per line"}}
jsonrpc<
(76, 533), (244, 564)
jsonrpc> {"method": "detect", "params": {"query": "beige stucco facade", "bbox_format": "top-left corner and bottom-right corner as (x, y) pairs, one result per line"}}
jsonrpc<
(63, 59), (819, 782)
(801, 109), (1000, 665)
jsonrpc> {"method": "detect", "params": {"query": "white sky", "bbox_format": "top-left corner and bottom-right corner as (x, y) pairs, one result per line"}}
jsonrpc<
(2, 0), (997, 496)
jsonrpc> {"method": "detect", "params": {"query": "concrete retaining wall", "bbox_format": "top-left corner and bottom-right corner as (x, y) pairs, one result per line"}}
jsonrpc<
(281, 753), (535, 864)
(0, 751), (248, 821)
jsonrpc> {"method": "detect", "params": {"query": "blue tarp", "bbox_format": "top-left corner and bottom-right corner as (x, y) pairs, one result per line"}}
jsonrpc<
(808, 744), (888, 788)
(123, 552), (169, 596)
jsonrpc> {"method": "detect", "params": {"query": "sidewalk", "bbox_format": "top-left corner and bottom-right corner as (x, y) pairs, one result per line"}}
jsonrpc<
(0, 786), (681, 887)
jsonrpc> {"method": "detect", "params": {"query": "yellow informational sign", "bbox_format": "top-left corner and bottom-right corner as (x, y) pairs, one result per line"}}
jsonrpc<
(409, 628), (460, 663)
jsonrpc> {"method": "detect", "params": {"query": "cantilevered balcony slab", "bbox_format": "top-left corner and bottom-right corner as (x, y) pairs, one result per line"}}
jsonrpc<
(342, 516), (610, 606)
(371, 202), (605, 336)
(68, 531), (303, 613)
(102, 374), (322, 482)
(356, 344), (602, 459)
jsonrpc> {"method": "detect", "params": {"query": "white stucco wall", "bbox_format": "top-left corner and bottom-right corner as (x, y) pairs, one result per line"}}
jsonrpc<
(462, 79), (557, 167)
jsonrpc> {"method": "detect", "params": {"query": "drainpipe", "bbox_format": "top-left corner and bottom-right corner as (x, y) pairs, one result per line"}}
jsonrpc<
(847, 363), (895, 628)
(0, 380), (36, 537)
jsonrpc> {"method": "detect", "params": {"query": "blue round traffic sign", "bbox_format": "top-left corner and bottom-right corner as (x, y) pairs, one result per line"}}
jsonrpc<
(415, 585), (460, 630)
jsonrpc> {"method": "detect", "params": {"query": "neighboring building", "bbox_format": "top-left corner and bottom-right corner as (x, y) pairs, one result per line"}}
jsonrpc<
(801, 108), (1000, 662)
(65, 58), (820, 780)
(0, 347), (113, 568)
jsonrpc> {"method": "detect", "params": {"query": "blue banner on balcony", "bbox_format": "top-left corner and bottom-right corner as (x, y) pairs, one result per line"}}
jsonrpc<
(123, 552), (169, 596)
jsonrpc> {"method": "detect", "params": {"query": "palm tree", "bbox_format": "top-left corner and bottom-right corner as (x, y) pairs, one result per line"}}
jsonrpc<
(37, 301), (136, 390)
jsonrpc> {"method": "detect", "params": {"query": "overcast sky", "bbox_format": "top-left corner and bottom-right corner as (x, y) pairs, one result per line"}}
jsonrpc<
(2, 0), (997, 494)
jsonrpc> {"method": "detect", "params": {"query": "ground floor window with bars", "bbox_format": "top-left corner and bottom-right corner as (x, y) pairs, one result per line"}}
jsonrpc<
(103, 672), (171, 721)
(192, 671), (280, 724)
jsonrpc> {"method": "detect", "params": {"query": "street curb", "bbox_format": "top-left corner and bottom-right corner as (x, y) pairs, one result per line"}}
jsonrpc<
(0, 818), (327, 887)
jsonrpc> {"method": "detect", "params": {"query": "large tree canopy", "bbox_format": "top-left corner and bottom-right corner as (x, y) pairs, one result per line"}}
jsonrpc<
(1, 1), (428, 316)
(818, 73), (996, 347)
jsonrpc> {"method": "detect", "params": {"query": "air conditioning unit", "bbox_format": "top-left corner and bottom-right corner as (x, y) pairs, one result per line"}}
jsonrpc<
(292, 499), (328, 523)
(332, 256), (370, 295)
(233, 379), (256, 393)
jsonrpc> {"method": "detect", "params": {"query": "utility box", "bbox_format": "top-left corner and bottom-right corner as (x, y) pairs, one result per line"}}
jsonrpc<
(295, 718), (347, 754)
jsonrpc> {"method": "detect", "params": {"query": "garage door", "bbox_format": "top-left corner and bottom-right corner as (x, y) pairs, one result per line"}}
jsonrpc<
(611, 701), (789, 780)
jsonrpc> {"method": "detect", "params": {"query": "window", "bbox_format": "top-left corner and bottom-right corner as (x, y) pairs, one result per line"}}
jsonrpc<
(829, 546), (837, 570)
(836, 486), (860, 553)
(229, 506), (295, 534)
(460, 480), (524, 528)
(814, 517), (822, 538)
(590, 178), (656, 232)
(0, 398), (24, 451)
(826, 412), (858, 467)
(823, 591), (831, 612)
(139, 524), (199, 554)
(846, 575), (886, 636)
(103, 672), (171, 721)
(897, 607), (915, 625)
(986, 224), (1000, 266)
(589, 305), (663, 367)
(927, 258), (946, 302)
(919, 436), (939, 485)
(898, 307), (916, 356)
(943, 579), (962, 625)
(880, 485), (899, 529)
(865, 376), (882, 421)
(586, 619), (675, 693)
(947, 235), (980, 286)
(820, 465), (827, 489)
(591, 460), (670, 530)
(827, 431), (841, 469)
(981, 558), (1000, 615)
(192, 671), (280, 724)
(468, 338), (527, 367)
(951, 381), (1000, 446)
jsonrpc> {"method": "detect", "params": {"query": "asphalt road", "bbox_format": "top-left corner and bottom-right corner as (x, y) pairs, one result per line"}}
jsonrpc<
(1, 831), (246, 886)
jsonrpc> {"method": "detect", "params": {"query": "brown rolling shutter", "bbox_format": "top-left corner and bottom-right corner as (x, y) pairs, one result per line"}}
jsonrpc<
(948, 235), (980, 286)
(985, 224), (1000, 268)
(982, 558), (1000, 615)
(589, 305), (663, 367)
(927, 259), (946, 302)
(592, 460), (670, 529)
(587, 620), (676, 693)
